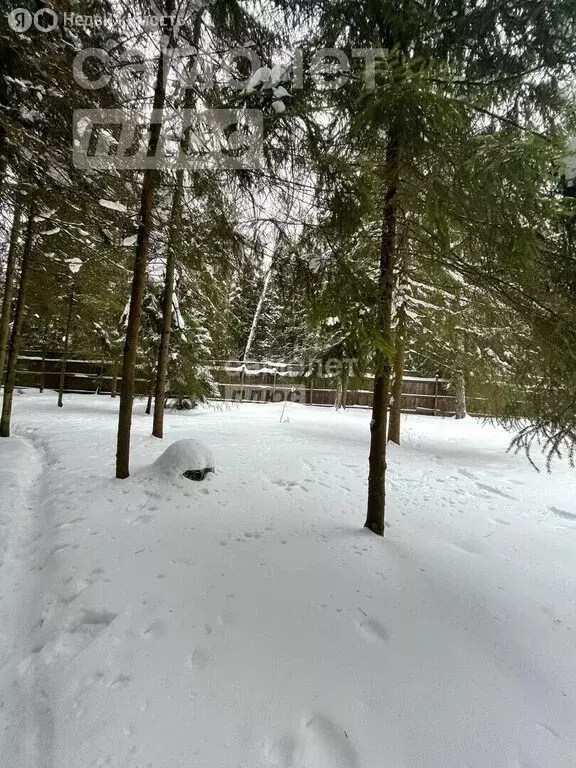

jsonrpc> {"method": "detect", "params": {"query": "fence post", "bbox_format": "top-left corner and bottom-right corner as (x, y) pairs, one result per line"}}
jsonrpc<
(309, 379), (314, 405)
(433, 372), (439, 416)
(272, 369), (277, 402)
(240, 365), (245, 403)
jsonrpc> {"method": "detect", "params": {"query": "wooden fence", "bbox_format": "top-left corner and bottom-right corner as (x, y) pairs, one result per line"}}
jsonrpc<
(14, 353), (457, 415)
(210, 361), (455, 414)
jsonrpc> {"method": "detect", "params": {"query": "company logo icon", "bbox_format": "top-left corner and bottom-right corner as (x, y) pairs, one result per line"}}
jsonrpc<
(34, 7), (58, 31)
(7, 6), (58, 32)
(7, 7), (32, 31)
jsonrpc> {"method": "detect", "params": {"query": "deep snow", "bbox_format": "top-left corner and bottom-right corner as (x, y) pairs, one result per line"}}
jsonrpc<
(154, 439), (215, 481)
(0, 392), (575, 768)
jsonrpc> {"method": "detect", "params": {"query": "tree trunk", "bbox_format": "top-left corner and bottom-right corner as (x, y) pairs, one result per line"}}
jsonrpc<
(335, 366), (349, 410)
(0, 204), (35, 437)
(57, 283), (74, 407)
(387, 304), (406, 444)
(453, 291), (467, 419)
(0, 128), (6, 205)
(145, 370), (155, 414)
(334, 378), (341, 410)
(0, 203), (22, 385)
(152, 10), (203, 439)
(454, 372), (467, 419)
(96, 359), (105, 394)
(365, 133), (399, 536)
(152, 175), (180, 438)
(243, 266), (273, 362)
(115, 8), (174, 478)
(341, 366), (348, 409)
(110, 359), (118, 397)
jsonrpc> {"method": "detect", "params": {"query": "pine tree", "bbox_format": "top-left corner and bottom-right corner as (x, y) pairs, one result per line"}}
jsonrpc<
(0, 201), (36, 436)
(284, 0), (576, 533)
(115, 1), (176, 477)
(0, 201), (22, 383)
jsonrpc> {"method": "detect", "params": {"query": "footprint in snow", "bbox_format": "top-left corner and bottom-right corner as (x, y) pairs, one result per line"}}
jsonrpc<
(357, 617), (389, 643)
(266, 714), (358, 768)
(108, 673), (131, 690)
(77, 670), (105, 692)
(507, 756), (536, 768)
(537, 722), (560, 739)
(51, 543), (77, 556)
(62, 577), (94, 605)
(457, 468), (517, 500)
(296, 714), (358, 768)
(264, 734), (297, 767)
(217, 611), (235, 626)
(71, 608), (118, 632)
(548, 506), (576, 522)
(271, 479), (302, 491)
(185, 647), (210, 671)
(453, 540), (482, 555)
(130, 513), (154, 525)
(56, 516), (85, 530)
(31, 610), (118, 663)
(475, 482), (516, 500)
(142, 620), (165, 639)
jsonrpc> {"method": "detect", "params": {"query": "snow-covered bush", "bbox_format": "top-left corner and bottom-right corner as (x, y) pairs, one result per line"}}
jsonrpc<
(154, 439), (215, 481)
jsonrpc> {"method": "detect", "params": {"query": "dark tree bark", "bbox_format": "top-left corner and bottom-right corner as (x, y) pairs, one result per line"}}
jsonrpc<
(152, 10), (203, 439)
(365, 133), (399, 536)
(152, 174), (180, 438)
(115, 172), (158, 474)
(335, 364), (349, 410)
(57, 283), (74, 407)
(96, 359), (105, 394)
(453, 293), (467, 419)
(388, 303), (406, 444)
(110, 359), (118, 398)
(454, 372), (467, 419)
(145, 369), (155, 415)
(341, 364), (349, 409)
(0, 203), (22, 384)
(115, 6), (174, 478)
(0, 204), (35, 437)
(0, 138), (6, 204)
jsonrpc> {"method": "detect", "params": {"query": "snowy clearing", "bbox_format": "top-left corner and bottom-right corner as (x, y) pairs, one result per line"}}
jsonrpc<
(0, 392), (575, 768)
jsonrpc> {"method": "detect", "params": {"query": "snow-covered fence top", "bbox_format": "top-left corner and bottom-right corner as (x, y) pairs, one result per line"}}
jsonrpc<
(212, 362), (453, 414)
(15, 353), (457, 414)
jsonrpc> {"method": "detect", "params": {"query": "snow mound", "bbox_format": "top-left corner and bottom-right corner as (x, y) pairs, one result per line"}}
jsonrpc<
(154, 439), (215, 481)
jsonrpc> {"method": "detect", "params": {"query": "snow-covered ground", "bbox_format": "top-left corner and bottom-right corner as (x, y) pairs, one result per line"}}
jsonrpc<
(0, 392), (575, 768)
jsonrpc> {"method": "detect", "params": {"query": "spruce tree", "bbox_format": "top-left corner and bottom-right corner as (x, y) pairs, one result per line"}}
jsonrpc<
(284, 0), (576, 533)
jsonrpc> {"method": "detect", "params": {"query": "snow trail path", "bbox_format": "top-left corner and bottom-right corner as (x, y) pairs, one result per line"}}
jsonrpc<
(0, 393), (575, 767)
(0, 430), (53, 766)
